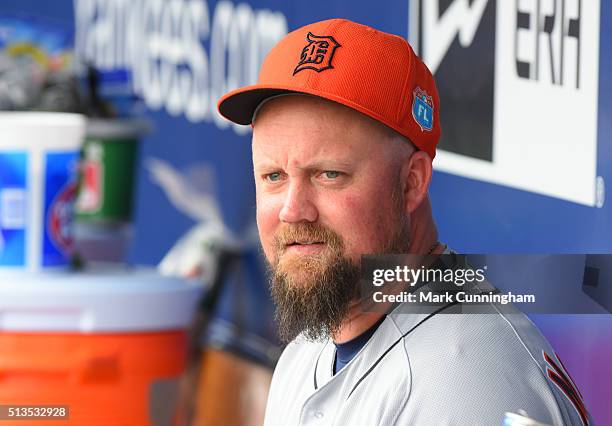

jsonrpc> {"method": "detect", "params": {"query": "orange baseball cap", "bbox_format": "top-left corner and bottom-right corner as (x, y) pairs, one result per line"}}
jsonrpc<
(217, 18), (441, 159)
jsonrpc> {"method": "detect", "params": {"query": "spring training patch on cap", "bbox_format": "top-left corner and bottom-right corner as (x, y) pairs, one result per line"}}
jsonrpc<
(293, 32), (341, 75)
(412, 87), (434, 132)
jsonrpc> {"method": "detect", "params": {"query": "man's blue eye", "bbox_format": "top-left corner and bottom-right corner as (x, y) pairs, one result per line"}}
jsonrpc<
(267, 172), (282, 182)
(324, 171), (341, 179)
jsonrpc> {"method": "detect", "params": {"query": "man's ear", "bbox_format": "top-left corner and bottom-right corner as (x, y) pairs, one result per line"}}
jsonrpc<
(401, 150), (433, 214)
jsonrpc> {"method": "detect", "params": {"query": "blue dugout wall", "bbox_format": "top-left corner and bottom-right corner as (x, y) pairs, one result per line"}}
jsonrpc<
(2, 0), (611, 422)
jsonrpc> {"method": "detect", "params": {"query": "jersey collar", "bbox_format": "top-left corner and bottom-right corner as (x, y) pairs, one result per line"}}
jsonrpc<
(313, 245), (462, 395)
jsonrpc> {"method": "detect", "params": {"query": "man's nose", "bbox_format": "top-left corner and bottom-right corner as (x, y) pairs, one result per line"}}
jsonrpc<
(278, 181), (318, 223)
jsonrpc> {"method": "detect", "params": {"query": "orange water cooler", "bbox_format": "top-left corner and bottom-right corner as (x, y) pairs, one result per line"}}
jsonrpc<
(0, 269), (202, 426)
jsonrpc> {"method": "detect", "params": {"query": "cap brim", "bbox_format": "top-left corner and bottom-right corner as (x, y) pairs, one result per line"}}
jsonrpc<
(218, 86), (420, 155)
(218, 86), (309, 125)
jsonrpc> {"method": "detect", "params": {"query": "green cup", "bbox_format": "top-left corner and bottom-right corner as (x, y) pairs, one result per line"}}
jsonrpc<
(76, 119), (147, 224)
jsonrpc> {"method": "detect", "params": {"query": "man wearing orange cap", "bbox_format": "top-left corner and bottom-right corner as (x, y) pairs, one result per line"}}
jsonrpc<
(218, 19), (590, 426)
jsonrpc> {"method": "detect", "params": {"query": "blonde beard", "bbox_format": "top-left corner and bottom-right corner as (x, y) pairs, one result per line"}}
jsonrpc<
(270, 251), (359, 343)
(269, 218), (410, 343)
(276, 247), (338, 288)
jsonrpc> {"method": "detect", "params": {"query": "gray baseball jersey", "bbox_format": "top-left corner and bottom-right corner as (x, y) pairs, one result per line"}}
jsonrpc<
(264, 290), (591, 425)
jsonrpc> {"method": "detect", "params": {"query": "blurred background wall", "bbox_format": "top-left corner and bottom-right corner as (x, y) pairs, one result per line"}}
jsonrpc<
(0, 0), (610, 424)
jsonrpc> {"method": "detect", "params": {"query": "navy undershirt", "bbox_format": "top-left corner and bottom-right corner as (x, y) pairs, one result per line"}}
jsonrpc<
(333, 315), (387, 375)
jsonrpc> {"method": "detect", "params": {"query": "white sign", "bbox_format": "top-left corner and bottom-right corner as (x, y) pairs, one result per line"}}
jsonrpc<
(411, 0), (601, 206)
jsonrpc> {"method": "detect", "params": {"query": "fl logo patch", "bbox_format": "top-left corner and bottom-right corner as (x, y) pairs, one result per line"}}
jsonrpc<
(412, 87), (434, 131)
